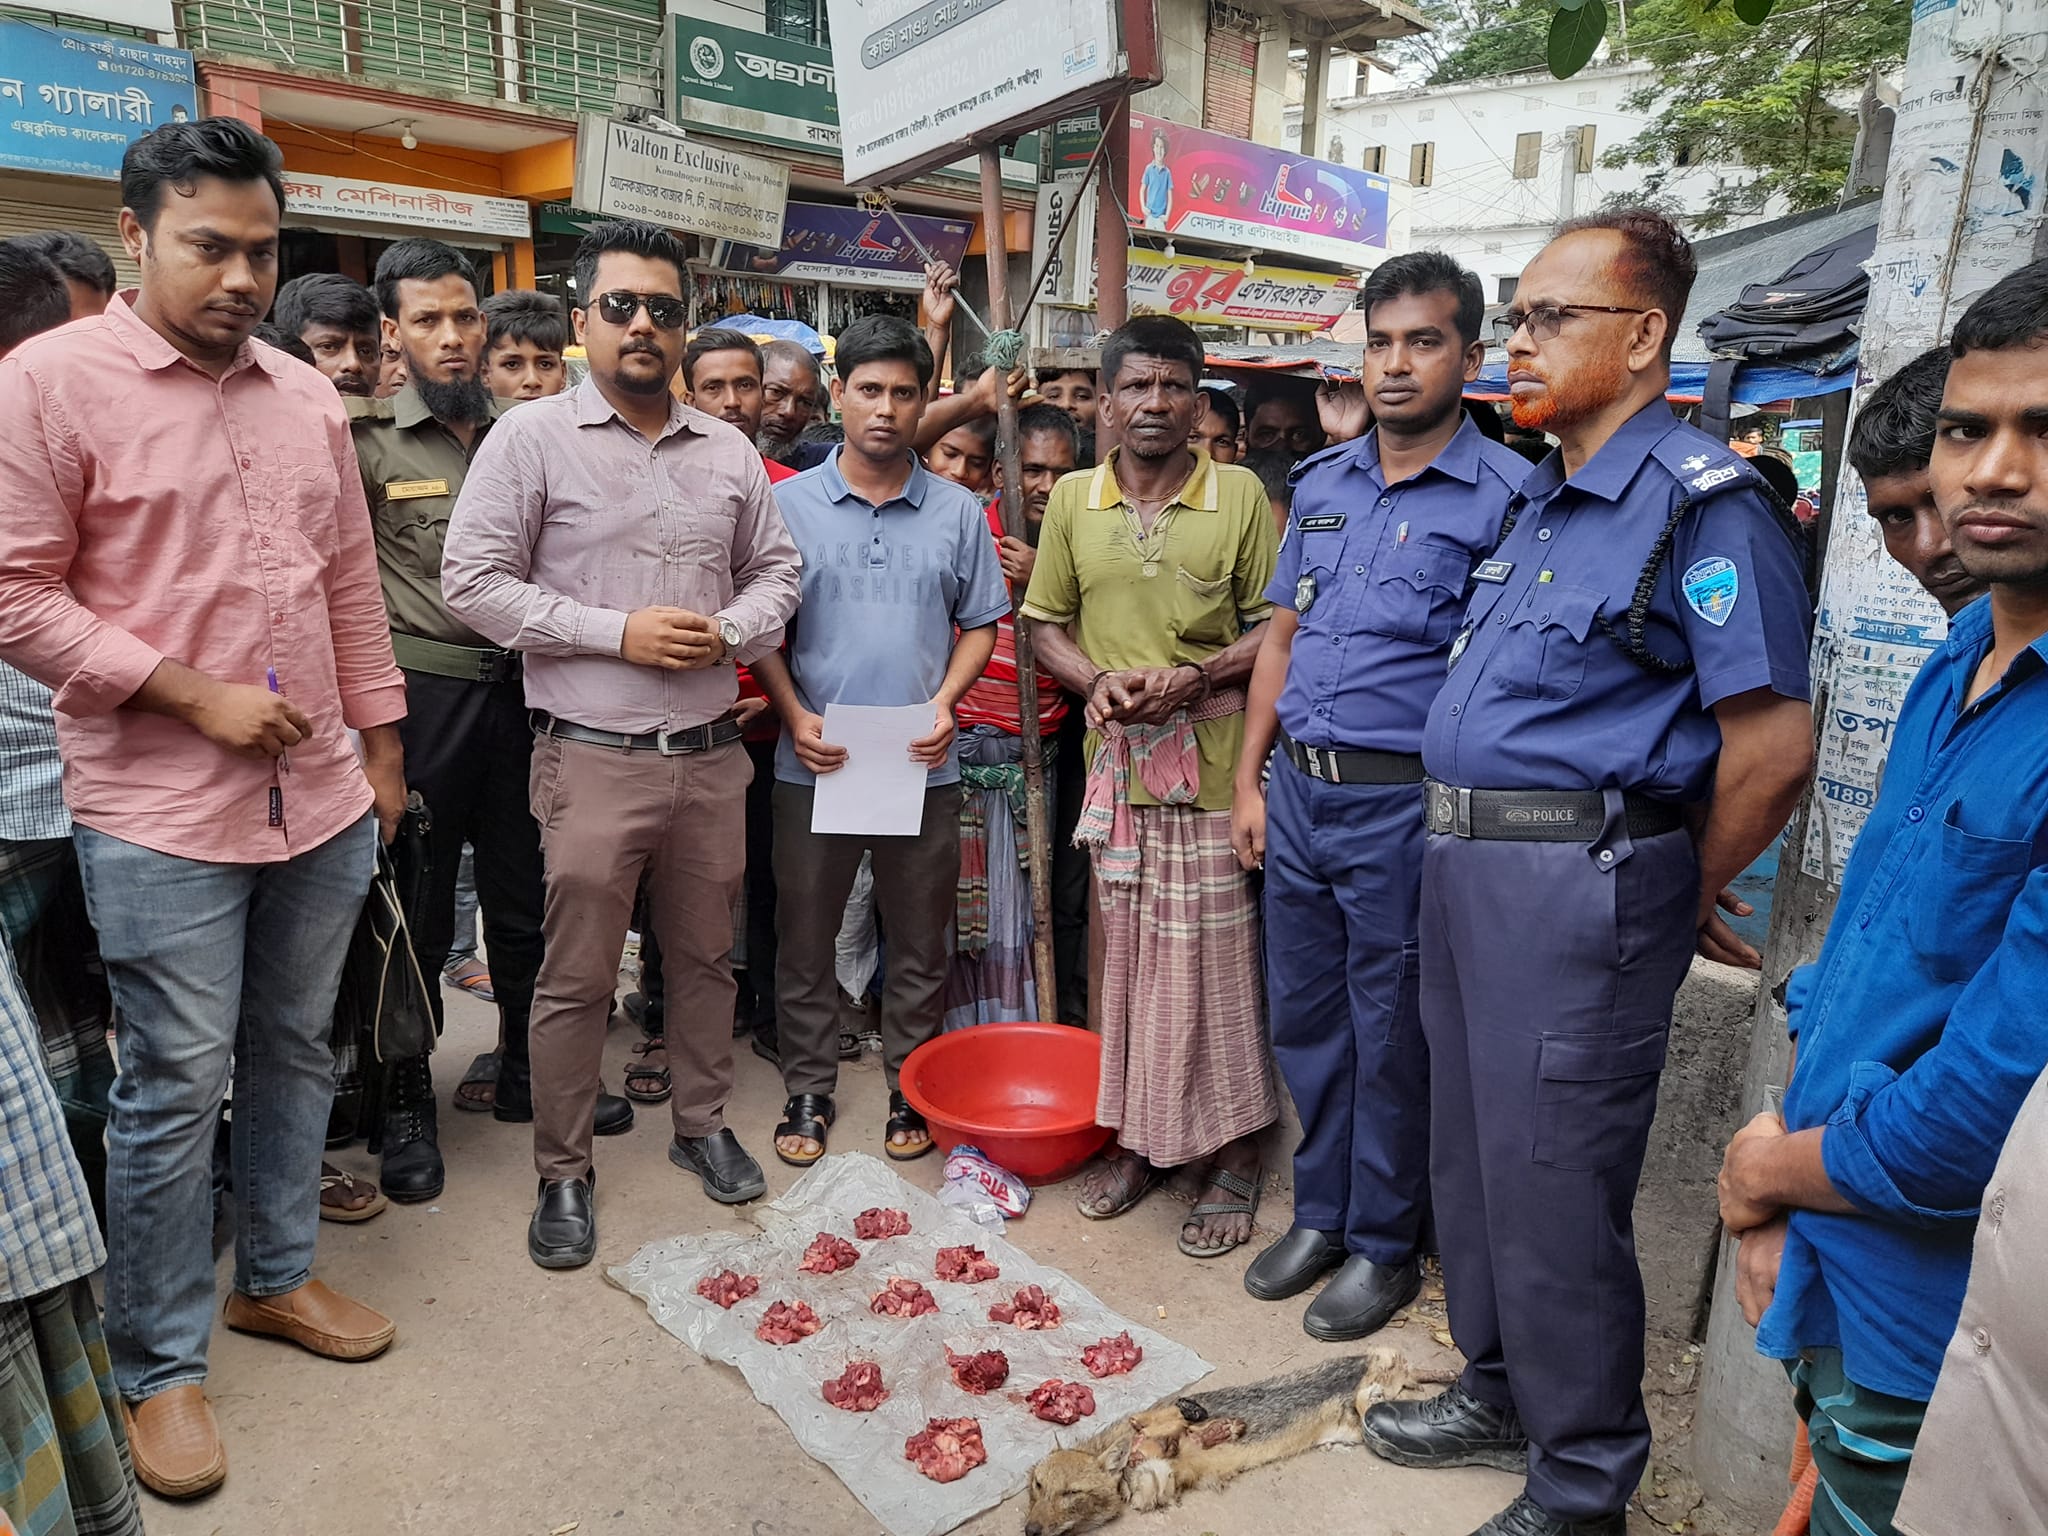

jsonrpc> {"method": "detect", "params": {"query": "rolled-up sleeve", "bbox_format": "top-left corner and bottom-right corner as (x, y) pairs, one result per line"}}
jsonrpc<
(0, 359), (164, 715)
(719, 453), (802, 662)
(1822, 865), (2048, 1224)
(443, 420), (629, 658)
(323, 408), (406, 730)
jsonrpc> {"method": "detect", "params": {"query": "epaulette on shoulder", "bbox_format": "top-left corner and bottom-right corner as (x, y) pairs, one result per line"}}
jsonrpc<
(1287, 438), (1354, 484)
(1648, 427), (1762, 501)
(344, 395), (394, 424)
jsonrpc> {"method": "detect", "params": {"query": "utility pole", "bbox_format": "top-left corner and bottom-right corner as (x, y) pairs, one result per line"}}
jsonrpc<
(1690, 0), (2048, 1521)
(1557, 125), (1579, 223)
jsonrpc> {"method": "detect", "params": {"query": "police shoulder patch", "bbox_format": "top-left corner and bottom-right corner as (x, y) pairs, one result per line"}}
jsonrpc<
(1649, 427), (1757, 501)
(1682, 556), (1740, 626)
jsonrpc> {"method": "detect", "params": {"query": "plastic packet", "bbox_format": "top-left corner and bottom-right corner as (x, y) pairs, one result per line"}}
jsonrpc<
(936, 1181), (1008, 1229)
(942, 1145), (1031, 1219)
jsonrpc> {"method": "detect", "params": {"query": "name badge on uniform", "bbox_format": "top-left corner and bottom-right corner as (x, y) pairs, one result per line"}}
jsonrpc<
(1295, 572), (1318, 614)
(1473, 559), (1514, 584)
(1295, 514), (1346, 532)
(385, 478), (450, 500)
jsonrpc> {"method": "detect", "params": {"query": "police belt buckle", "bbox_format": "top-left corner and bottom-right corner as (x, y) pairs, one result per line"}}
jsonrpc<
(1305, 745), (1328, 781)
(1427, 782), (1474, 837)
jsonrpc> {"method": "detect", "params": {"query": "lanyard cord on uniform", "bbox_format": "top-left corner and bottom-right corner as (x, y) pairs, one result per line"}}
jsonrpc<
(1492, 496), (1696, 678)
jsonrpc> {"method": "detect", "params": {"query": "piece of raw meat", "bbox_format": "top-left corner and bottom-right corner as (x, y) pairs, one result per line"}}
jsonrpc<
(1081, 1331), (1143, 1378)
(821, 1361), (889, 1412)
(868, 1277), (940, 1318)
(694, 1269), (761, 1309)
(904, 1417), (987, 1484)
(797, 1232), (861, 1274)
(933, 1245), (1001, 1284)
(852, 1207), (911, 1239)
(987, 1284), (1062, 1329)
(945, 1347), (1010, 1394)
(1026, 1379), (1097, 1425)
(755, 1300), (821, 1345)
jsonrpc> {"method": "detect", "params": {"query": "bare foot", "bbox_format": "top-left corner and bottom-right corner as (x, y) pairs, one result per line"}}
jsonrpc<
(775, 1133), (823, 1161)
(1076, 1150), (1154, 1218)
(1180, 1137), (1262, 1253)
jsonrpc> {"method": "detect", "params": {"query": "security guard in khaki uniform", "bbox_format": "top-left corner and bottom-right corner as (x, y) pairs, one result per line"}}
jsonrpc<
(348, 239), (628, 1201)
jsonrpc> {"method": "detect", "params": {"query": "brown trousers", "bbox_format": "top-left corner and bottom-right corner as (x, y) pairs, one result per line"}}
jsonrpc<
(772, 780), (962, 1099)
(527, 734), (748, 1180)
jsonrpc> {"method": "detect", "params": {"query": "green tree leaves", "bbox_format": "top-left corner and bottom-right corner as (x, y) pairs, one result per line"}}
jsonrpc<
(1548, 0), (1609, 75)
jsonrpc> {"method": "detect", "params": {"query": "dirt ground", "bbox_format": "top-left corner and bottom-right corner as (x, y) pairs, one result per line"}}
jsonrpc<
(143, 982), (1700, 1536)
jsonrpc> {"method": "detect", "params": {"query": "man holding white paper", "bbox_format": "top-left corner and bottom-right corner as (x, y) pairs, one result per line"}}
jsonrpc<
(750, 315), (1008, 1171)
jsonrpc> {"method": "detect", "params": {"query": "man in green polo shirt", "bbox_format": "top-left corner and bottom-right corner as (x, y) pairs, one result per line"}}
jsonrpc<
(348, 239), (629, 1201)
(1022, 314), (1281, 1261)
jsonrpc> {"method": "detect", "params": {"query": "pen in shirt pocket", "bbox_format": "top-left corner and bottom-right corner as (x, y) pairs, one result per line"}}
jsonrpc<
(266, 666), (291, 774)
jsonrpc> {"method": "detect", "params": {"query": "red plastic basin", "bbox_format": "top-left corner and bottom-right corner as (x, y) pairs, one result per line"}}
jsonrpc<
(899, 1022), (1111, 1185)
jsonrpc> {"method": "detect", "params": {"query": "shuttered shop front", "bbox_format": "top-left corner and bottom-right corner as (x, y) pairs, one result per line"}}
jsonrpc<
(0, 196), (138, 289)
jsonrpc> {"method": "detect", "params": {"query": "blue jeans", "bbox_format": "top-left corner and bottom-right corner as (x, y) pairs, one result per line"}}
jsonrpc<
(74, 815), (375, 1402)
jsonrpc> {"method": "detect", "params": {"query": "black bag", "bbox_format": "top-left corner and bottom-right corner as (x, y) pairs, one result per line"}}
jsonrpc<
(331, 794), (437, 1073)
(1695, 224), (1875, 443)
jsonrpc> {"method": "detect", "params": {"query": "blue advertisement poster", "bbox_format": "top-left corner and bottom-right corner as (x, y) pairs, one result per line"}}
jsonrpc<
(0, 20), (198, 181)
(715, 199), (974, 292)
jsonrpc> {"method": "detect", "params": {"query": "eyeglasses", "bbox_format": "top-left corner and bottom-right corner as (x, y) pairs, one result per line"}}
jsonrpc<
(594, 290), (688, 330)
(1491, 303), (1650, 346)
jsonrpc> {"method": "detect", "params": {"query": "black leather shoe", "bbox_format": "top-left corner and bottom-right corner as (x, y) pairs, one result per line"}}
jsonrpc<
(1244, 1226), (1346, 1301)
(1363, 1384), (1528, 1473)
(669, 1129), (768, 1204)
(1303, 1254), (1421, 1341)
(491, 1057), (533, 1123)
(594, 1091), (634, 1137)
(528, 1175), (595, 1269)
(378, 1058), (443, 1203)
(1469, 1494), (1625, 1536)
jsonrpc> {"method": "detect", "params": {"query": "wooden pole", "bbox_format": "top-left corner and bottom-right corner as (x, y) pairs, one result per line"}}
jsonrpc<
(978, 145), (1060, 1021)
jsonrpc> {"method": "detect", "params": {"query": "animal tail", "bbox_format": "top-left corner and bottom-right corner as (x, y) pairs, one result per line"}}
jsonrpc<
(1181, 1355), (1378, 1422)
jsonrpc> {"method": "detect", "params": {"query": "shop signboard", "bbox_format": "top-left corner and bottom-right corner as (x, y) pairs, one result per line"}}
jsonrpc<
(283, 172), (533, 239)
(1049, 108), (1102, 184)
(1124, 248), (1358, 333)
(715, 198), (973, 291)
(0, 21), (195, 181)
(1127, 111), (1395, 270)
(823, 0), (1123, 186)
(663, 5), (1040, 187)
(572, 114), (788, 245)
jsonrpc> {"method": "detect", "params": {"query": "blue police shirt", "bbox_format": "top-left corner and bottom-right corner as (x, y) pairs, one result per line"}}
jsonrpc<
(1421, 401), (1811, 799)
(773, 449), (1012, 788)
(1758, 598), (2048, 1401)
(1268, 414), (1529, 754)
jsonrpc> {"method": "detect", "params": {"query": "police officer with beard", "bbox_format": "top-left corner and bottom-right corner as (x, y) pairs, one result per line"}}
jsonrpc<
(348, 239), (631, 1200)
(1361, 210), (1815, 1536)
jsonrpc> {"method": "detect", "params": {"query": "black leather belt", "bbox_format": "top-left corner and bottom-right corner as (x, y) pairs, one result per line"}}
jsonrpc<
(532, 711), (743, 755)
(1278, 731), (1425, 786)
(1424, 780), (1686, 841)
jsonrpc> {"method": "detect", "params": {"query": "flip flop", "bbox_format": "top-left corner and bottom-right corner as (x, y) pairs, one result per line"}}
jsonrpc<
(624, 1036), (672, 1104)
(1178, 1165), (1262, 1259)
(774, 1093), (834, 1168)
(883, 1090), (932, 1162)
(318, 1163), (387, 1223)
(452, 1051), (499, 1113)
(443, 957), (495, 1002)
(1076, 1152), (1156, 1220)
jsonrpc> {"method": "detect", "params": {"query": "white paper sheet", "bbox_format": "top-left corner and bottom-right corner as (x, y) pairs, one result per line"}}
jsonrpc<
(811, 702), (935, 836)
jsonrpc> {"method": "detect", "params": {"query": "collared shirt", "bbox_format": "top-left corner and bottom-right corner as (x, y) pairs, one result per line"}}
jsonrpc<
(0, 295), (407, 864)
(0, 662), (66, 843)
(347, 384), (512, 647)
(0, 930), (104, 1302)
(1422, 401), (1812, 799)
(1758, 597), (2048, 1401)
(1269, 415), (1529, 754)
(442, 376), (801, 736)
(772, 449), (1011, 788)
(1021, 448), (1278, 809)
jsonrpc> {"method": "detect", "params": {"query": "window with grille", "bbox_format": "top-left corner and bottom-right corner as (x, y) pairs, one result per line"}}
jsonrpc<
(1409, 141), (1434, 186)
(1512, 131), (1541, 179)
(1202, 3), (1260, 139)
(766, 0), (828, 47)
(1361, 145), (1385, 173)
(1497, 274), (1519, 304)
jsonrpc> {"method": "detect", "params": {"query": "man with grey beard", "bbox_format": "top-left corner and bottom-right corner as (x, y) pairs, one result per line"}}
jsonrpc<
(347, 239), (632, 1207)
(757, 337), (826, 466)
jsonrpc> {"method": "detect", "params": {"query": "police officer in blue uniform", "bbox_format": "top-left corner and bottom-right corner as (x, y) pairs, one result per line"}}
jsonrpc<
(1233, 253), (1529, 1340)
(1361, 211), (1816, 1536)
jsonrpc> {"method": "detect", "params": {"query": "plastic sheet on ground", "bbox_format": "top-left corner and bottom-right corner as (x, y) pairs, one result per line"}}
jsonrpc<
(609, 1153), (1211, 1536)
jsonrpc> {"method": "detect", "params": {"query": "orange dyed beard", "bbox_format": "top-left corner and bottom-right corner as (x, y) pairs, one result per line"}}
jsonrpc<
(1507, 341), (1632, 432)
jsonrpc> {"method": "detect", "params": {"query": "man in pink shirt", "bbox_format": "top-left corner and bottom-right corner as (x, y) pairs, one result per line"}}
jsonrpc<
(0, 118), (407, 1501)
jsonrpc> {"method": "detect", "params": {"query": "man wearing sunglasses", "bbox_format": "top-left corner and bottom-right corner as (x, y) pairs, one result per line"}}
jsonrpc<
(1360, 209), (1816, 1536)
(443, 220), (801, 1269)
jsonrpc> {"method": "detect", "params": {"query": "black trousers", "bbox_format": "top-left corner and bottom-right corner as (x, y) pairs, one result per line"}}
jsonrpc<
(1050, 702), (1091, 1026)
(396, 668), (543, 1085)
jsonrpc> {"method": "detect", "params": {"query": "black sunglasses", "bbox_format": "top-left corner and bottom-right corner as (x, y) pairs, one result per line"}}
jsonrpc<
(594, 290), (688, 330)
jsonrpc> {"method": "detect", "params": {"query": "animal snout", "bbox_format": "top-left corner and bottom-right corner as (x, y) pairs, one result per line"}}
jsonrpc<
(1024, 1524), (1043, 1536)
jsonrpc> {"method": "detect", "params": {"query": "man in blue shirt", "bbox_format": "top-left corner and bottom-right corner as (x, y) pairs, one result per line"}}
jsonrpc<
(1363, 209), (1815, 1536)
(1719, 259), (2048, 1536)
(752, 315), (1008, 1170)
(1233, 252), (1529, 1341)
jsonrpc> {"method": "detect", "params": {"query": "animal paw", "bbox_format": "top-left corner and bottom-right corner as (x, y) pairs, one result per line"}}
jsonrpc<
(1120, 1457), (1176, 1511)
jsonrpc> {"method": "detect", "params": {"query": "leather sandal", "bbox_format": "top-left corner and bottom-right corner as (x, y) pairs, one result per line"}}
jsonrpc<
(883, 1090), (932, 1162)
(1179, 1165), (1263, 1259)
(624, 1036), (672, 1104)
(774, 1093), (834, 1168)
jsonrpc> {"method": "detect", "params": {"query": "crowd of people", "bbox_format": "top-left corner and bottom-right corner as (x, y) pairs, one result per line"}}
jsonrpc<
(0, 111), (2043, 1536)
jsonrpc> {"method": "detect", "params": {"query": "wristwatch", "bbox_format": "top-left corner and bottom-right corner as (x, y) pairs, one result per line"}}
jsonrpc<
(717, 617), (743, 664)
